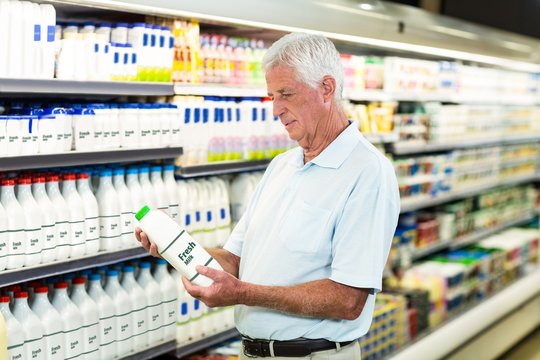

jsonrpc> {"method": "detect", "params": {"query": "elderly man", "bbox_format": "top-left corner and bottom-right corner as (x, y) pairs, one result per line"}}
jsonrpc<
(137, 32), (399, 359)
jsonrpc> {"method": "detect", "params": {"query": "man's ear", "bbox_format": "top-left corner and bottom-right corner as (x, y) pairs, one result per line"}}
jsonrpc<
(321, 75), (336, 102)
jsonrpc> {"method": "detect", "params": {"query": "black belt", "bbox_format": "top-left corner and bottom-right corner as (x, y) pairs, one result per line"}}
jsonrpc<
(242, 337), (355, 358)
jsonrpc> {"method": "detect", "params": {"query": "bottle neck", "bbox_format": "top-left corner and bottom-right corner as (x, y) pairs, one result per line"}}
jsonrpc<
(77, 178), (90, 191)
(139, 267), (151, 279)
(13, 298), (30, 311)
(17, 184), (32, 198)
(122, 272), (135, 284)
(164, 171), (174, 181)
(99, 176), (113, 187)
(88, 280), (102, 292)
(113, 174), (125, 187)
(1, 185), (16, 200)
(53, 288), (70, 302)
(33, 293), (49, 305)
(62, 179), (76, 193)
(106, 276), (119, 288)
(139, 172), (150, 183)
(150, 172), (161, 182)
(32, 182), (46, 196)
(46, 181), (61, 195)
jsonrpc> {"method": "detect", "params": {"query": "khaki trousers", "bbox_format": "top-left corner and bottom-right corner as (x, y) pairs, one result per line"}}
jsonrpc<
(240, 340), (361, 360)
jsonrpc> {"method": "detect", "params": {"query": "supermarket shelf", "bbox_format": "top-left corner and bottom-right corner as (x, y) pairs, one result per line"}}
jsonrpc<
(175, 328), (240, 358)
(390, 134), (540, 155)
(400, 175), (540, 213)
(0, 147), (183, 171)
(174, 83), (267, 97)
(410, 212), (538, 261)
(449, 213), (538, 250)
(123, 340), (176, 360)
(363, 132), (400, 144)
(343, 89), (540, 105)
(390, 267), (540, 360)
(0, 78), (173, 96)
(176, 160), (271, 178)
(0, 247), (148, 288)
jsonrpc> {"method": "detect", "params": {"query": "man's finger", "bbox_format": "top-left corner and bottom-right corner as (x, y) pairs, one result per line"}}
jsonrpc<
(150, 243), (160, 258)
(182, 276), (202, 297)
(195, 265), (220, 279)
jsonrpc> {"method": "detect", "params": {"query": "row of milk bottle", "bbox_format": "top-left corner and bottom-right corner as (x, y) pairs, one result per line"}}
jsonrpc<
(55, 21), (174, 82)
(172, 96), (295, 165)
(0, 102), (182, 156)
(172, 268), (235, 346)
(0, 0), (56, 79)
(1, 259), (178, 360)
(0, 164), (181, 271)
(177, 177), (232, 248)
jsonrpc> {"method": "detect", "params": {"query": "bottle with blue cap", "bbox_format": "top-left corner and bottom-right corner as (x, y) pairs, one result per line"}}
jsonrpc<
(150, 165), (169, 213)
(153, 259), (178, 342)
(136, 261), (165, 345)
(138, 166), (157, 209)
(104, 269), (133, 356)
(71, 107), (95, 151)
(120, 266), (148, 351)
(118, 103), (140, 148)
(87, 273), (117, 360)
(112, 168), (135, 248)
(163, 164), (180, 223)
(126, 166), (145, 217)
(96, 169), (121, 251)
(134, 203), (224, 287)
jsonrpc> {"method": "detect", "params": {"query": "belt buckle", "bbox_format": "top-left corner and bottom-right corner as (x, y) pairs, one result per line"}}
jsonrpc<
(243, 339), (267, 358)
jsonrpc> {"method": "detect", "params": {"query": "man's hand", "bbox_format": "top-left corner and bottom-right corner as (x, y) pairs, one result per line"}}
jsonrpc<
(182, 265), (245, 308)
(134, 227), (160, 258)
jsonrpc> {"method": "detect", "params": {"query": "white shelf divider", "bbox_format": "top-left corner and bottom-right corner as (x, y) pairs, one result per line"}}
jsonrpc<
(174, 83), (267, 97)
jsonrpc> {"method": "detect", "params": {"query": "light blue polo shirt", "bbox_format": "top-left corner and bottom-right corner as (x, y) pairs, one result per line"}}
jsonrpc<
(223, 122), (400, 342)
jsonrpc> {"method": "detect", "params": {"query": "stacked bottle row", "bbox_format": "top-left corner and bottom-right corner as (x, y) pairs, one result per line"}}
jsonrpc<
(0, 259), (177, 360)
(0, 102), (182, 156)
(173, 96), (293, 165)
(171, 20), (267, 85)
(56, 21), (174, 82)
(0, 0), (56, 79)
(0, 164), (181, 271)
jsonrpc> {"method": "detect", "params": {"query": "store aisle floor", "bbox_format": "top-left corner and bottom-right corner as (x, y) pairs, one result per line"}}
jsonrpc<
(499, 326), (540, 360)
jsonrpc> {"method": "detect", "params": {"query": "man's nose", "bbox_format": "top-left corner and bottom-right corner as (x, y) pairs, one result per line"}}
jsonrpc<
(273, 99), (285, 118)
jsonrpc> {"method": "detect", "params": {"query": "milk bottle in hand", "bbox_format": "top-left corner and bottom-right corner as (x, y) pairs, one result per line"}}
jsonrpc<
(135, 205), (223, 286)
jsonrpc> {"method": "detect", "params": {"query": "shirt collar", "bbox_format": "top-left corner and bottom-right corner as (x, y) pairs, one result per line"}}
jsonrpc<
(289, 122), (362, 169)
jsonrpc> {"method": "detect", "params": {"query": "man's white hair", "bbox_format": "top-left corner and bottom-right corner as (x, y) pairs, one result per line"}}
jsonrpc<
(262, 32), (344, 100)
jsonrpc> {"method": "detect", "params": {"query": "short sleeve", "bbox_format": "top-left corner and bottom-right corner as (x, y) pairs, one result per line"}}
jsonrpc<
(223, 214), (247, 257)
(330, 161), (400, 293)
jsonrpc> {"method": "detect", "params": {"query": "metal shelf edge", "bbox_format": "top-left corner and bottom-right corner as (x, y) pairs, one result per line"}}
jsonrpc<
(0, 247), (149, 288)
(174, 84), (267, 97)
(175, 328), (240, 358)
(0, 147), (183, 171)
(176, 160), (271, 178)
(0, 78), (174, 96)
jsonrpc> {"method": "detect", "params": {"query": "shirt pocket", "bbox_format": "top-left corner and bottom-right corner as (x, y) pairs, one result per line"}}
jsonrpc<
(279, 201), (332, 254)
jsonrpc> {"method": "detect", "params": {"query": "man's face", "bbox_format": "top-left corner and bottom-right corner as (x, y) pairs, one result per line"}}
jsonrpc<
(266, 65), (325, 148)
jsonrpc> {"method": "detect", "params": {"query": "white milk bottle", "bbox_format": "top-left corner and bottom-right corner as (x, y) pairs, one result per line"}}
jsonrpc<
(40, 4), (56, 79)
(1, 309), (6, 358)
(136, 261), (164, 345)
(87, 274), (117, 360)
(76, 172), (100, 255)
(177, 179), (193, 231)
(96, 170), (121, 251)
(138, 166), (157, 209)
(61, 173), (87, 257)
(112, 168), (134, 249)
(212, 178), (232, 247)
(175, 277), (191, 346)
(51, 282), (83, 360)
(118, 104), (140, 148)
(120, 266), (148, 351)
(0, 201), (8, 271)
(0, 296), (25, 360)
(163, 164), (180, 223)
(185, 181), (203, 244)
(135, 205), (223, 287)
(32, 176), (58, 263)
(126, 167), (145, 216)
(46, 175), (72, 261)
(31, 286), (65, 360)
(104, 270), (133, 357)
(71, 277), (100, 359)
(0, 116), (8, 156)
(153, 259), (178, 341)
(1, 179), (26, 270)
(17, 177), (44, 266)
(12, 291), (45, 360)
(150, 166), (169, 213)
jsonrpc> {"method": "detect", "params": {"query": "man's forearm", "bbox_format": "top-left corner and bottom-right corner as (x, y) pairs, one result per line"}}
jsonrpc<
(239, 279), (370, 321)
(207, 248), (240, 277)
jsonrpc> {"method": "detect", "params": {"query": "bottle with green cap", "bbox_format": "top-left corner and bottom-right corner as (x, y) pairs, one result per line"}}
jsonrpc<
(135, 205), (223, 287)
